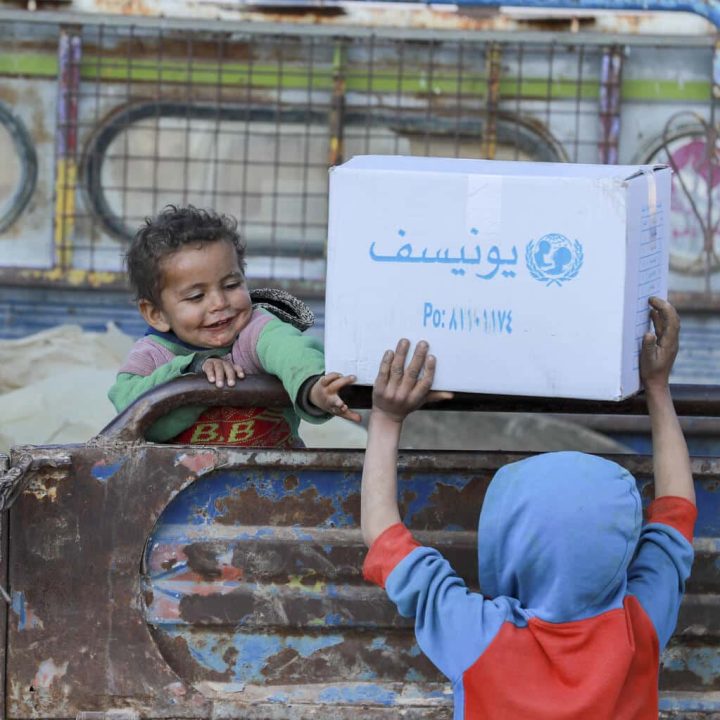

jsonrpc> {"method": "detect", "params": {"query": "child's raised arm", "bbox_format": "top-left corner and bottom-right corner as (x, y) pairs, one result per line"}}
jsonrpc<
(640, 297), (695, 505)
(361, 339), (452, 547)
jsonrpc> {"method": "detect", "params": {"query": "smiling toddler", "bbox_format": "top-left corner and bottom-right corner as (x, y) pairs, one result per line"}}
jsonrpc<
(109, 205), (359, 445)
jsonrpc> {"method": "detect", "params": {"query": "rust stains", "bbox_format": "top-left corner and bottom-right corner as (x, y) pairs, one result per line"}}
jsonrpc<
(184, 543), (224, 581)
(408, 475), (489, 531)
(151, 631), (232, 684)
(24, 474), (61, 503)
(161, 557), (178, 571)
(257, 634), (440, 683)
(340, 488), (360, 523)
(214, 484), (335, 526)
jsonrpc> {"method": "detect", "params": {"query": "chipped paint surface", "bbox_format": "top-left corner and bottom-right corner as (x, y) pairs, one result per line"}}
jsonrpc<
(5, 443), (720, 716)
(135, 460), (720, 710)
(10, 591), (44, 631)
(33, 658), (68, 690)
(175, 450), (218, 477)
(91, 458), (126, 483)
(23, 477), (57, 502)
(139, 465), (495, 707)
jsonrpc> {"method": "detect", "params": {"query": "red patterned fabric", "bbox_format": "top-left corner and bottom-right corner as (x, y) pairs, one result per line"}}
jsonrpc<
(171, 406), (303, 448)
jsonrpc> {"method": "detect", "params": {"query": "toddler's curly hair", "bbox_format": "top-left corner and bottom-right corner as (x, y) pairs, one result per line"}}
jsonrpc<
(126, 205), (246, 305)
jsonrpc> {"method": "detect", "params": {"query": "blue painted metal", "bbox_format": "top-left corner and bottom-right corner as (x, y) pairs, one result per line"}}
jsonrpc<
(5, 427), (719, 717)
(137, 461), (720, 710)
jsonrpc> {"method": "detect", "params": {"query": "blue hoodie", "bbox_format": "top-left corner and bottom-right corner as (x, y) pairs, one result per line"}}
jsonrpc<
(363, 451), (696, 720)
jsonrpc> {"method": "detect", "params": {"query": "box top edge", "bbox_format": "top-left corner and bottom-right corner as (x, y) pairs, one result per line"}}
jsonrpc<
(334, 155), (669, 181)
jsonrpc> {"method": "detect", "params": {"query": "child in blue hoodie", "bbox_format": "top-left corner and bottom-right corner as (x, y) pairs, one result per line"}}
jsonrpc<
(361, 297), (696, 720)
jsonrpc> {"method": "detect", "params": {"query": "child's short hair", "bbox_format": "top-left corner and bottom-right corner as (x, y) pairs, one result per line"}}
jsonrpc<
(126, 205), (247, 305)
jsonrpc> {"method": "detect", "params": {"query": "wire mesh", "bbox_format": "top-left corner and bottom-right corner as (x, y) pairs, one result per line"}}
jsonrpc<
(0, 15), (717, 299)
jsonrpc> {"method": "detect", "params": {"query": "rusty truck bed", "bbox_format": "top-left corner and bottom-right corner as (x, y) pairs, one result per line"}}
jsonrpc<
(1, 376), (719, 719)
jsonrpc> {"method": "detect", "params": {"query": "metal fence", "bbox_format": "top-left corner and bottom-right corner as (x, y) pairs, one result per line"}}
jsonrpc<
(0, 10), (719, 300)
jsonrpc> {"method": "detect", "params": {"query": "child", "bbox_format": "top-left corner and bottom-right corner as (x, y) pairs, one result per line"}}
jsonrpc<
(361, 297), (696, 720)
(109, 205), (360, 445)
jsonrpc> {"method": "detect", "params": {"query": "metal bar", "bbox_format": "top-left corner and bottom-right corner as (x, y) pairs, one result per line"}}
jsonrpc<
(270, 36), (286, 278)
(53, 28), (82, 271)
(598, 45), (623, 164)
(515, 41), (525, 158)
(328, 41), (346, 166)
(300, 34), (316, 277)
(0, 9), (716, 45)
(98, 374), (720, 443)
(366, 33), (377, 153)
(343, 382), (720, 415)
(482, 43), (501, 160)
(546, 412), (720, 436)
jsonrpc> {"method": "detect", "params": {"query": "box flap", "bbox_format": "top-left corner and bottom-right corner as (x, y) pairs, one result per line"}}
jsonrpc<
(338, 155), (669, 182)
(624, 164), (669, 180)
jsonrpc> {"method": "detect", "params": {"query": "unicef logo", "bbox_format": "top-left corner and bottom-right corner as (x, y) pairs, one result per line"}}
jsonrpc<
(525, 233), (583, 287)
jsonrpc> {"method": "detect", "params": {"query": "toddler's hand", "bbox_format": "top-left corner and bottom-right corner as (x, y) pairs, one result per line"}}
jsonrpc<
(372, 339), (453, 423)
(201, 358), (245, 388)
(309, 373), (362, 423)
(640, 296), (679, 392)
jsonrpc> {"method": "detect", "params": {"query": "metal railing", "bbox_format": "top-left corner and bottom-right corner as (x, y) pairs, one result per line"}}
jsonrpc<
(0, 7), (719, 303)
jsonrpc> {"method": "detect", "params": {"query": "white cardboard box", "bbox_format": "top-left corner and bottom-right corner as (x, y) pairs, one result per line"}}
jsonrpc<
(324, 155), (670, 401)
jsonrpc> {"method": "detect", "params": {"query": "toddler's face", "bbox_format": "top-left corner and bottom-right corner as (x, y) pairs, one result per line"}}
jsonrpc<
(144, 239), (252, 348)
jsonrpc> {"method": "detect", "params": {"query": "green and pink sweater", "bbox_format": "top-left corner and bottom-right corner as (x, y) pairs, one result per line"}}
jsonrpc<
(108, 308), (328, 442)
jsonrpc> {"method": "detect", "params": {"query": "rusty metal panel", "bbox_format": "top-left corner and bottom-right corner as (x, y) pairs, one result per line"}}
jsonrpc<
(5, 438), (720, 718)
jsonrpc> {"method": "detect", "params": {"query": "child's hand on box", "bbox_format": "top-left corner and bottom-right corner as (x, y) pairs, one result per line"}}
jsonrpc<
(372, 339), (453, 423)
(310, 373), (362, 423)
(640, 296), (679, 393)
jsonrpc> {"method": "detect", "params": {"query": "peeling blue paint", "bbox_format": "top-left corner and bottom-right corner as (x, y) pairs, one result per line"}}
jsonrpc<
(140, 462), (719, 704)
(694, 483), (720, 536)
(408, 643), (422, 658)
(159, 629), (346, 683)
(686, 648), (720, 687)
(10, 591), (42, 630)
(267, 693), (289, 703)
(318, 684), (396, 705)
(404, 668), (426, 682)
(186, 638), (229, 674)
(663, 647), (720, 687)
(147, 468), (489, 537)
(11, 591), (26, 629)
(323, 613), (345, 626)
(402, 473), (468, 525)
(147, 466), (720, 540)
(659, 695), (720, 711)
(91, 459), (125, 484)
